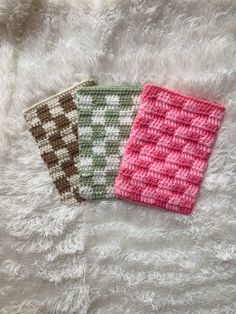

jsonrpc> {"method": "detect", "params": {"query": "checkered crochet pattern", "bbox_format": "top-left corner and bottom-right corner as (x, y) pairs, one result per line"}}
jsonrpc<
(76, 86), (142, 199)
(115, 84), (225, 214)
(24, 80), (96, 203)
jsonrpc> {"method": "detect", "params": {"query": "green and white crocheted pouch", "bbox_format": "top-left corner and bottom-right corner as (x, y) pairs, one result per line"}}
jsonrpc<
(76, 86), (142, 200)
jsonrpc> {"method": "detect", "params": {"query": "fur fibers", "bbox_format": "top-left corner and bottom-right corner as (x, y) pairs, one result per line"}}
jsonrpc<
(0, 0), (236, 313)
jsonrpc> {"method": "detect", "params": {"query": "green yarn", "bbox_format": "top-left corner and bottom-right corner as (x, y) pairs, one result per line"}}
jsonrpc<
(76, 85), (142, 199)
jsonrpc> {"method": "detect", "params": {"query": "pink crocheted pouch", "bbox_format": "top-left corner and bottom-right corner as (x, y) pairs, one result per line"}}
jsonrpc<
(115, 84), (225, 214)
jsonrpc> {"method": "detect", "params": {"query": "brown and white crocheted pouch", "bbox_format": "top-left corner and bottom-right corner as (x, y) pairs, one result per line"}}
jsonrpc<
(24, 79), (96, 203)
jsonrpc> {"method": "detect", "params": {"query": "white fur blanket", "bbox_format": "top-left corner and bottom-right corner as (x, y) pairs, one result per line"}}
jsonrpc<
(0, 0), (235, 313)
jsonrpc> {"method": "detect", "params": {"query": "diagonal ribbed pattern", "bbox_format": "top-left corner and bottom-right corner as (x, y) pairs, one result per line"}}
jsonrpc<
(115, 84), (225, 214)
(76, 86), (142, 200)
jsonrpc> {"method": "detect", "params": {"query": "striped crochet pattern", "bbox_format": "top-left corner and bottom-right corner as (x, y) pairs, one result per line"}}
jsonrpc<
(24, 79), (96, 203)
(115, 84), (225, 214)
(76, 86), (142, 199)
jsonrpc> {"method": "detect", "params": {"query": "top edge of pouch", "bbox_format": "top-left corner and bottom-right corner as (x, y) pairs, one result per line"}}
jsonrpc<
(23, 79), (96, 114)
(143, 84), (225, 111)
(77, 85), (143, 93)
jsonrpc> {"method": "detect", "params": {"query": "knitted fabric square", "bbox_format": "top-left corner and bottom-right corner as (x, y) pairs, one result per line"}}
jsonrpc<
(115, 84), (225, 214)
(76, 86), (142, 199)
(24, 80), (96, 203)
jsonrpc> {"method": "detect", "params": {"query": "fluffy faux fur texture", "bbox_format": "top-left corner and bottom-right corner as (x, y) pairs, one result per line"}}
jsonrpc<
(0, 0), (33, 41)
(0, 0), (236, 313)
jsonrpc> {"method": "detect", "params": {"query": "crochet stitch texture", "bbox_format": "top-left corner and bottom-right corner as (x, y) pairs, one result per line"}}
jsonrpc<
(76, 86), (142, 199)
(24, 79), (96, 203)
(115, 84), (225, 214)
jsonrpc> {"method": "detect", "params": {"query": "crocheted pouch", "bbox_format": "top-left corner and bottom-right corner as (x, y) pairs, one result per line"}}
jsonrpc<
(24, 79), (96, 203)
(115, 84), (225, 214)
(76, 86), (142, 199)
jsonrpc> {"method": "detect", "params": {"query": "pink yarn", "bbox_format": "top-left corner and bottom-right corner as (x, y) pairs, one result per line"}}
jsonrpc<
(115, 84), (225, 215)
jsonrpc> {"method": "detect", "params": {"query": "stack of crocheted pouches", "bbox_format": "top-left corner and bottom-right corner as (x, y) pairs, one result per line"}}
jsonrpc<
(76, 86), (142, 200)
(115, 84), (225, 214)
(24, 80), (225, 215)
(24, 80), (96, 203)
